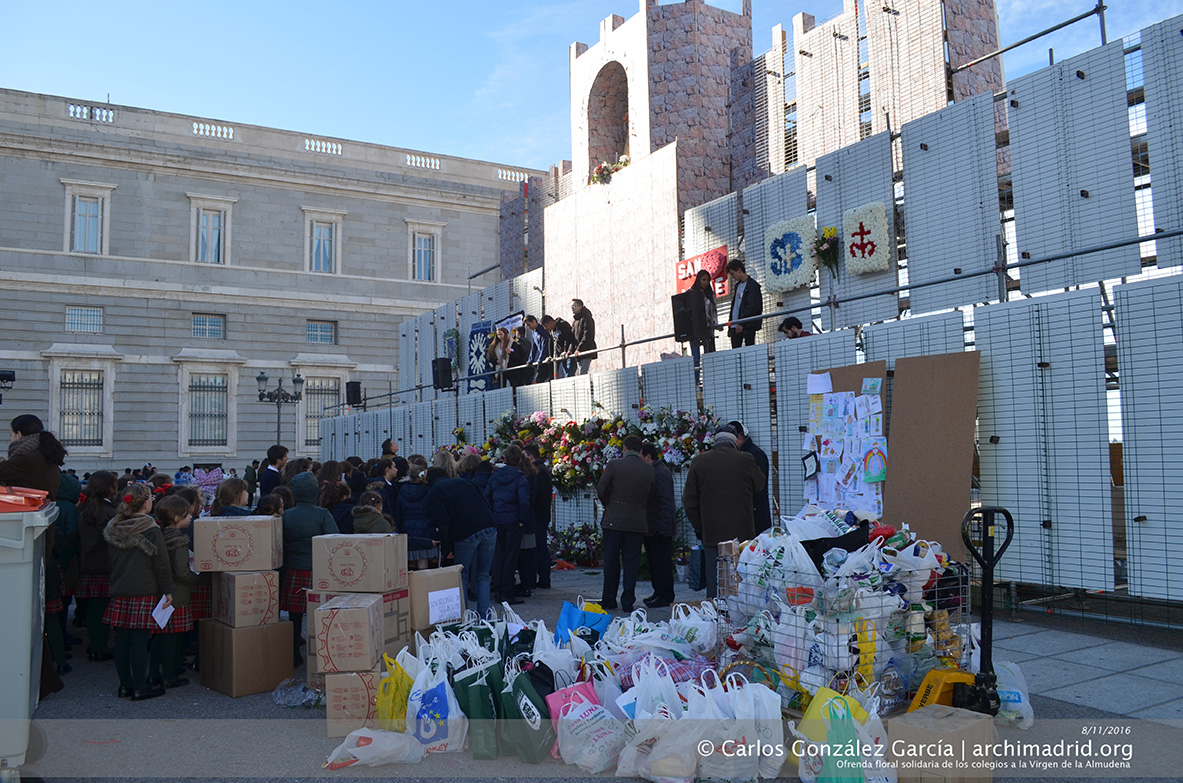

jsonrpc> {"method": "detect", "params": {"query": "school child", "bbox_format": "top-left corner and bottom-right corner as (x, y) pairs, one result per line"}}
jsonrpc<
(102, 483), (174, 701)
(77, 470), (119, 662)
(209, 477), (252, 516)
(281, 472), (338, 666)
(350, 490), (392, 533)
(148, 495), (197, 688)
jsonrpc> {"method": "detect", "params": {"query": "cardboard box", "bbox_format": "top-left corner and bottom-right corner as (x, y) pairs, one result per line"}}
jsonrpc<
(198, 619), (293, 698)
(889, 704), (995, 783)
(213, 571), (280, 627)
(325, 667), (386, 737)
(409, 565), (465, 632)
(306, 588), (412, 674)
(313, 593), (384, 673)
(307, 669), (327, 693)
(194, 516), (283, 572)
(312, 534), (408, 592)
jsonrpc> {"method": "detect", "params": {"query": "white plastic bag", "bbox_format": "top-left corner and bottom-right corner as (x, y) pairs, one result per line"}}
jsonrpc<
(404, 654), (469, 753)
(640, 713), (710, 783)
(727, 673), (785, 779)
(995, 660), (1034, 729)
(324, 727), (425, 769)
(670, 602), (718, 656)
(558, 698), (628, 773)
(617, 704), (676, 779)
(631, 657), (682, 719)
(854, 708), (897, 783)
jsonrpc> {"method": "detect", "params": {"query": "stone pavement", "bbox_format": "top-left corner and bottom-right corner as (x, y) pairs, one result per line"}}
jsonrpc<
(21, 567), (1183, 782)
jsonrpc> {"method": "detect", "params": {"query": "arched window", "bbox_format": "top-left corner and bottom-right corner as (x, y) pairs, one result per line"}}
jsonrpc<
(587, 62), (629, 179)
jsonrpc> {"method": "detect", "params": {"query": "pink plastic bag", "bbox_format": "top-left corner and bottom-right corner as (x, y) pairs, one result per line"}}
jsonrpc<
(544, 680), (599, 758)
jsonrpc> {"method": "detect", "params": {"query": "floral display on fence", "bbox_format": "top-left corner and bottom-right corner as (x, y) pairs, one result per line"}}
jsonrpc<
(550, 521), (603, 567)
(843, 201), (892, 276)
(765, 215), (817, 293)
(636, 405), (720, 470)
(590, 155), (631, 184)
(812, 225), (842, 281)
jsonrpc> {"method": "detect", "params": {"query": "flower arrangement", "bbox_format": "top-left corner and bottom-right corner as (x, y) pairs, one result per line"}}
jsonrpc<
(637, 405), (720, 470)
(765, 216), (818, 293)
(590, 155), (631, 184)
(550, 522), (604, 567)
(549, 409), (639, 498)
(843, 201), (891, 276)
(812, 226), (842, 281)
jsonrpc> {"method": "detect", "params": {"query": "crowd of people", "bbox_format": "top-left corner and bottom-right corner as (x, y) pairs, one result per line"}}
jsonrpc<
(482, 298), (598, 388)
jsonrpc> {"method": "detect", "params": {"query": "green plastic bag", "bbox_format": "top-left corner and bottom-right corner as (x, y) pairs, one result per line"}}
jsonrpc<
(818, 698), (863, 783)
(498, 665), (555, 764)
(452, 661), (499, 760)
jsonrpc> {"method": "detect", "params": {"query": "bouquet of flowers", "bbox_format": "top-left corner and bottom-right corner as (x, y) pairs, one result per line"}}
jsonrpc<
(812, 226), (842, 281)
(590, 155), (631, 184)
(637, 405), (720, 470)
(551, 522), (604, 567)
(549, 411), (638, 497)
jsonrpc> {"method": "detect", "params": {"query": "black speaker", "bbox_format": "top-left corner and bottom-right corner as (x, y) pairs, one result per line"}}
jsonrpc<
(345, 381), (363, 406)
(432, 357), (453, 390)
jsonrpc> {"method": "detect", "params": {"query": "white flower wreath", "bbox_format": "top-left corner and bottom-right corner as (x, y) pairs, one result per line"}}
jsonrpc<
(764, 215), (818, 293)
(843, 201), (891, 276)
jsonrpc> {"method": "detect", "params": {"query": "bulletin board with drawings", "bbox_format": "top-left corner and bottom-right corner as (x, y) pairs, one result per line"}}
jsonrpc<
(802, 361), (888, 517)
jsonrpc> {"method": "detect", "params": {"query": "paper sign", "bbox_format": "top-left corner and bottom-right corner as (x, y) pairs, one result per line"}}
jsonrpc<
(862, 437), (888, 483)
(855, 395), (871, 421)
(802, 451), (820, 480)
(152, 595), (174, 630)
(867, 395), (883, 414)
(803, 434), (815, 451)
(861, 378), (882, 395)
(427, 587), (462, 626)
(808, 373), (833, 394)
(808, 395), (824, 434)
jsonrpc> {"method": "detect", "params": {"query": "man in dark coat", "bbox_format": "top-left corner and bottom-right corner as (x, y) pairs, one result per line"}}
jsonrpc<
(244, 460), (259, 505)
(728, 420), (772, 534)
(570, 299), (597, 375)
(682, 428), (766, 598)
(725, 260), (763, 348)
(640, 442), (676, 607)
(525, 315), (554, 384)
(525, 445), (554, 588)
(259, 444), (287, 497)
(595, 435), (655, 611)
(552, 317), (578, 378)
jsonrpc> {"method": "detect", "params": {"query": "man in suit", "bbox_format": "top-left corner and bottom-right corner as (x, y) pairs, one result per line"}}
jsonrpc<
(596, 435), (655, 611)
(640, 441), (676, 608)
(726, 260), (763, 348)
(259, 445), (287, 497)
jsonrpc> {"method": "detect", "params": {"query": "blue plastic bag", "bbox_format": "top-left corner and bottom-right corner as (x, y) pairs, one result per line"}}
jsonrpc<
(553, 599), (611, 645)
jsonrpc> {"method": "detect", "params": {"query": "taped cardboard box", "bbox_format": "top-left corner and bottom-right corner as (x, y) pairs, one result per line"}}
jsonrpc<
(306, 587), (411, 674)
(889, 704), (995, 783)
(198, 619), (293, 698)
(313, 593), (384, 673)
(326, 666), (386, 738)
(409, 565), (465, 632)
(312, 533), (408, 592)
(307, 669), (327, 693)
(213, 570), (279, 627)
(194, 516), (283, 572)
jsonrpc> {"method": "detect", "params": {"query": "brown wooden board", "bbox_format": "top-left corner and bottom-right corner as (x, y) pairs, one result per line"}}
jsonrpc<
(883, 352), (981, 554)
(820, 360), (887, 400)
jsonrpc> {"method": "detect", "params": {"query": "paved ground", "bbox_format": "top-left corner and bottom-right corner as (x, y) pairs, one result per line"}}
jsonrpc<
(19, 568), (1183, 782)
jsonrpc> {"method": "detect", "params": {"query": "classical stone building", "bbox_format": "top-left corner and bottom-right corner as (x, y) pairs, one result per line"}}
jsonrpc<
(0, 88), (540, 470)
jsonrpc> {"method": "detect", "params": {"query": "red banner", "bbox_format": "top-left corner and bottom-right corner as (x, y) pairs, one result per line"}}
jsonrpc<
(674, 245), (729, 297)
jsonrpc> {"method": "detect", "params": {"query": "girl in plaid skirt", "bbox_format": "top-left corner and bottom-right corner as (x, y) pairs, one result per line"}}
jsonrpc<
(148, 496), (198, 689)
(103, 483), (174, 701)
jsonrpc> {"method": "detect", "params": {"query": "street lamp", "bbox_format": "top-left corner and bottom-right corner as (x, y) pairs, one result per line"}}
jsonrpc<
(0, 369), (13, 406)
(256, 371), (304, 445)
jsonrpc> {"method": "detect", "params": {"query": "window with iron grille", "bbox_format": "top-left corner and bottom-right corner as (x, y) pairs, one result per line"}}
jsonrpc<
(303, 377), (341, 446)
(188, 374), (228, 447)
(65, 306), (103, 333)
(192, 313), (226, 339)
(306, 320), (337, 344)
(59, 370), (104, 447)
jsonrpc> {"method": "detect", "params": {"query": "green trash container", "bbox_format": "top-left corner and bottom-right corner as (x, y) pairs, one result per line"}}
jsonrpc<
(0, 503), (56, 777)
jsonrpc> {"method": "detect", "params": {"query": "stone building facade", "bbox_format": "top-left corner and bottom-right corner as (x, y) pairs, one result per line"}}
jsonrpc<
(0, 88), (541, 471)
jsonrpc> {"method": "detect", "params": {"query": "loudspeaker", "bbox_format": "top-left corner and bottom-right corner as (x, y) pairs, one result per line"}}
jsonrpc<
(345, 381), (363, 406)
(432, 358), (453, 390)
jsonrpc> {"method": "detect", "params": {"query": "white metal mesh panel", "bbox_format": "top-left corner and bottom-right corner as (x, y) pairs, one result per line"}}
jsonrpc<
(701, 345), (774, 515)
(343, 415), (363, 462)
(591, 367), (642, 422)
(482, 280), (513, 323)
(456, 392), (486, 449)
(640, 357), (696, 413)
(372, 408), (393, 459)
(1143, 15), (1183, 268)
(512, 268), (546, 320)
(816, 132), (898, 330)
(483, 387), (515, 428)
(432, 396), (457, 456)
(514, 383), (551, 419)
(457, 293), (482, 379)
(742, 167), (812, 331)
(433, 304), (457, 378)
(976, 291), (1113, 591)
(358, 411), (379, 461)
(409, 401), (433, 456)
(1008, 41), (1140, 292)
(684, 192), (738, 258)
(901, 93), (999, 314)
(1117, 277), (1183, 600)
(702, 349), (743, 425)
(398, 322), (415, 404)
(773, 332), (857, 516)
(416, 313), (437, 402)
(553, 494), (580, 533)
(390, 406), (410, 455)
(324, 416), (342, 461)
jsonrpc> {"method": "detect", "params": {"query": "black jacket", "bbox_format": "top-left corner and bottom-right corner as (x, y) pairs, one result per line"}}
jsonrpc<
(483, 465), (532, 527)
(648, 461), (676, 538)
(685, 287), (718, 342)
(427, 477), (496, 553)
(729, 276), (764, 331)
(530, 459), (553, 531)
(572, 308), (597, 357)
(259, 465), (282, 497)
(741, 439), (772, 533)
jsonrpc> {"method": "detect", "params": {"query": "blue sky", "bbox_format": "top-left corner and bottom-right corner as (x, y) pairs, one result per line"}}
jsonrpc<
(3, 1), (1180, 170)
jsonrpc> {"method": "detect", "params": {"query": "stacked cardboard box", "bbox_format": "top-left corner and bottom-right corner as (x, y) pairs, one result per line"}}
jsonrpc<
(194, 516), (289, 697)
(310, 533), (410, 737)
(716, 539), (742, 598)
(409, 565), (465, 634)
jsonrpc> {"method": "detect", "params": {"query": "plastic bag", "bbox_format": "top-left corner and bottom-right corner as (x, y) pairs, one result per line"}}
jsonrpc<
(545, 680), (598, 758)
(727, 673), (784, 779)
(272, 677), (324, 708)
(640, 711), (710, 783)
(853, 706), (897, 783)
(533, 620), (577, 682)
(617, 705), (676, 779)
(818, 698), (863, 783)
(377, 654), (413, 732)
(670, 602), (718, 656)
(324, 727), (425, 769)
(555, 596), (612, 644)
(995, 660), (1034, 729)
(631, 657), (682, 719)
(405, 654), (468, 753)
(558, 697), (628, 773)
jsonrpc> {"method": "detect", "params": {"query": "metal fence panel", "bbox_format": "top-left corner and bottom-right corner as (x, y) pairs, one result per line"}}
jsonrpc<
(902, 93), (999, 314)
(684, 191), (738, 259)
(391, 406), (410, 456)
(432, 396), (458, 457)
(457, 392), (487, 449)
(1143, 14), (1183, 268)
(591, 366), (641, 422)
(742, 167), (811, 337)
(640, 357), (696, 413)
(409, 401), (434, 455)
(514, 383), (551, 420)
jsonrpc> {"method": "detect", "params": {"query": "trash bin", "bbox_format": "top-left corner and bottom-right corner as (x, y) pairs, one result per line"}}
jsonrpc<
(0, 503), (57, 776)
